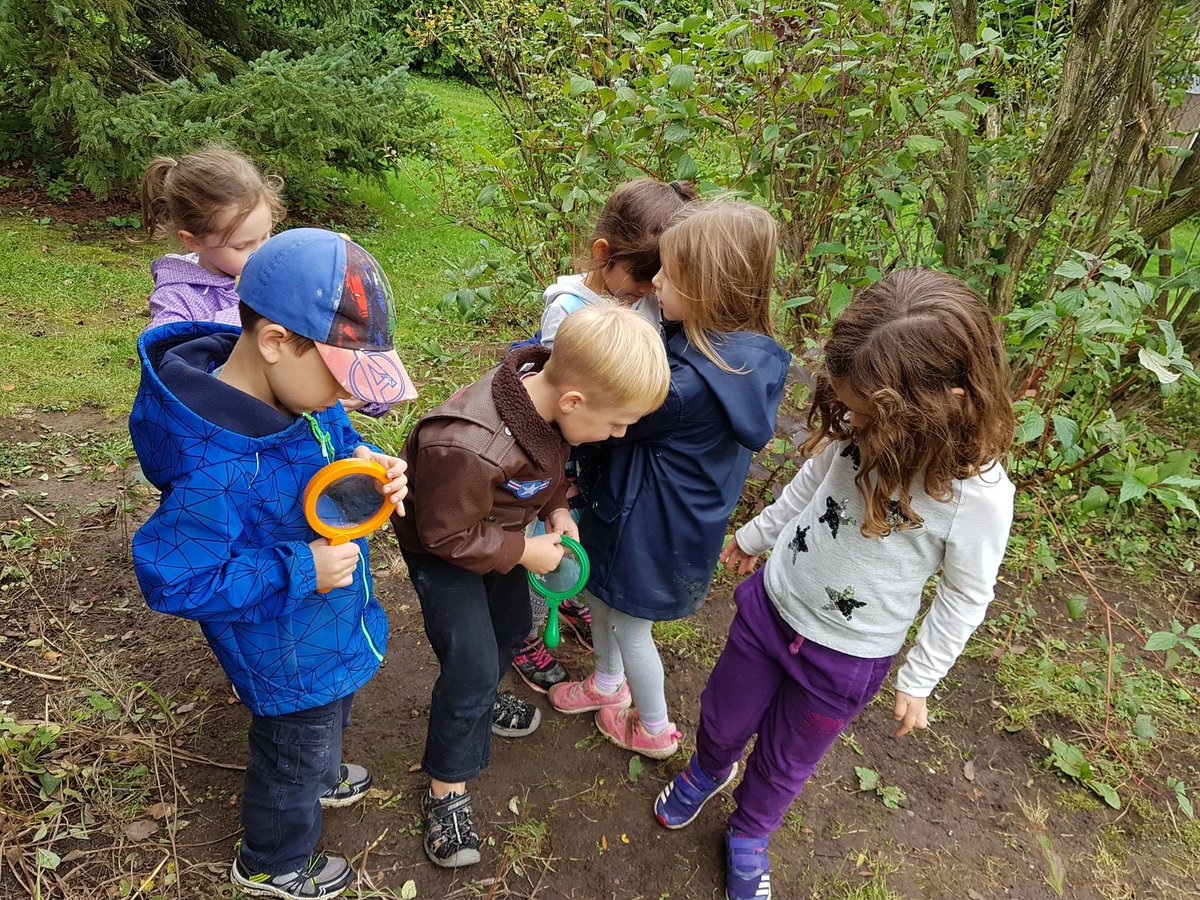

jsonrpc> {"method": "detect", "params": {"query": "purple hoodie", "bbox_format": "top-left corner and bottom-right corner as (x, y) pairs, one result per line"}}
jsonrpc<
(146, 254), (241, 331)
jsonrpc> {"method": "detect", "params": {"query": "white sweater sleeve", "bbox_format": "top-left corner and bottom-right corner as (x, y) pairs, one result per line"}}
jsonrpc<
(894, 467), (1015, 697)
(735, 443), (839, 555)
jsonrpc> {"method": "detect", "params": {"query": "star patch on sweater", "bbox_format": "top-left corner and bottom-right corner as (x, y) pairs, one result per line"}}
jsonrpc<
(818, 496), (856, 539)
(788, 525), (810, 561)
(885, 498), (918, 529)
(840, 440), (861, 470)
(823, 585), (866, 620)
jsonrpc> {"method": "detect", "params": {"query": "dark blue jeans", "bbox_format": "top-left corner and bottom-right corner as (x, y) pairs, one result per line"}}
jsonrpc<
(240, 694), (354, 874)
(402, 549), (531, 782)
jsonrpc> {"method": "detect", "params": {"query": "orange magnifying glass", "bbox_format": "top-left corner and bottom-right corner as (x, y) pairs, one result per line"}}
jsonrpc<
(303, 458), (394, 593)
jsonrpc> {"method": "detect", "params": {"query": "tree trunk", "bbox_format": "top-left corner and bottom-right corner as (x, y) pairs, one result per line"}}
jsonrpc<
(940, 0), (978, 270)
(988, 0), (1167, 313)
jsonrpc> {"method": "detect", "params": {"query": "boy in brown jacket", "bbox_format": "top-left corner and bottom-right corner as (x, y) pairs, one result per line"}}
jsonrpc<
(393, 304), (670, 869)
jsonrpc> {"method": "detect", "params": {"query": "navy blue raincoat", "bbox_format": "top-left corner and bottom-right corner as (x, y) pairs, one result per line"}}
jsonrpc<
(578, 323), (790, 620)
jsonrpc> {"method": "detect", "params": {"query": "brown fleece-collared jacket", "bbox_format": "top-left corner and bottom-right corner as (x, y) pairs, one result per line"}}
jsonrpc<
(391, 346), (570, 575)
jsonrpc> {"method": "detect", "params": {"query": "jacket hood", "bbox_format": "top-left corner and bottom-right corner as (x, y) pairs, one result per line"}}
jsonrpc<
(543, 273), (603, 308)
(130, 321), (308, 491)
(670, 325), (791, 451)
(151, 254), (236, 290)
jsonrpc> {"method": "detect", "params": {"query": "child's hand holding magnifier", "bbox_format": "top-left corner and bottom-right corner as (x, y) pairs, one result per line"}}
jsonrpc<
(351, 445), (408, 514)
(304, 449), (408, 594)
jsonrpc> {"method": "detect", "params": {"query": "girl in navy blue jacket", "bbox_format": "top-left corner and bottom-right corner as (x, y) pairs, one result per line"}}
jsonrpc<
(548, 200), (790, 758)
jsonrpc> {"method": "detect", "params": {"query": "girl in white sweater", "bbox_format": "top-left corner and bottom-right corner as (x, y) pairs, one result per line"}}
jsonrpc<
(654, 268), (1016, 900)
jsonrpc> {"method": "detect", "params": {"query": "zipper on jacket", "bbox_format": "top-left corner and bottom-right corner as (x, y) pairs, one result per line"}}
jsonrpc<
(302, 412), (334, 461)
(357, 555), (383, 662)
(301, 412), (382, 663)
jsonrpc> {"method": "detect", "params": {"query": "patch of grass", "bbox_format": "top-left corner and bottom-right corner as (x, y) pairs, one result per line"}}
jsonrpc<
(0, 77), (515, 424)
(498, 816), (553, 882)
(653, 618), (720, 666)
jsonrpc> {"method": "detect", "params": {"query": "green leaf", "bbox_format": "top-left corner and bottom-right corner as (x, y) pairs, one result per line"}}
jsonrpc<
(1090, 781), (1121, 809)
(980, 26), (1001, 42)
(36, 848), (61, 870)
(1066, 594), (1087, 620)
(664, 122), (691, 144)
(1051, 415), (1079, 450)
(1054, 260), (1089, 280)
(1132, 714), (1156, 740)
(568, 75), (596, 96)
(674, 153), (698, 181)
(1139, 347), (1182, 384)
(829, 282), (852, 317)
(904, 134), (943, 154)
(876, 187), (902, 210)
(399, 879), (417, 900)
(628, 755), (645, 782)
(1014, 411), (1045, 443)
(742, 49), (774, 70)
(1079, 485), (1109, 513)
(1145, 631), (1178, 652)
(855, 766), (880, 791)
(1118, 472), (1149, 504)
(667, 64), (695, 91)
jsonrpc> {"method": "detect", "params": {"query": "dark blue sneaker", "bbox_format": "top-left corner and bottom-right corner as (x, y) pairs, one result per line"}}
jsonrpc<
(725, 828), (771, 900)
(654, 756), (738, 829)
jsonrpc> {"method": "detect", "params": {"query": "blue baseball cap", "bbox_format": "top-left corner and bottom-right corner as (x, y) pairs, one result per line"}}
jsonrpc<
(238, 228), (417, 405)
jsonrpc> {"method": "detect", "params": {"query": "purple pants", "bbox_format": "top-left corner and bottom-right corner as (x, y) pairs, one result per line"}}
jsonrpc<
(696, 567), (893, 837)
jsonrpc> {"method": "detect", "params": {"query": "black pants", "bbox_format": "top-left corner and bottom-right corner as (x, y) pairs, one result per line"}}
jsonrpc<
(402, 549), (531, 782)
(240, 694), (353, 874)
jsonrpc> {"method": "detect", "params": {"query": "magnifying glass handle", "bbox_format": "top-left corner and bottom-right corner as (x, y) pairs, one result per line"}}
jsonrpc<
(544, 601), (561, 649)
(315, 535), (348, 595)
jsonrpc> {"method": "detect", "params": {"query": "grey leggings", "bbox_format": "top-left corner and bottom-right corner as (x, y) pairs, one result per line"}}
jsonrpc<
(587, 592), (668, 724)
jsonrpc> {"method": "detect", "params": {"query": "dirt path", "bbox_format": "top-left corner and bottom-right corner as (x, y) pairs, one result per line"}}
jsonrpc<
(2, 413), (1197, 899)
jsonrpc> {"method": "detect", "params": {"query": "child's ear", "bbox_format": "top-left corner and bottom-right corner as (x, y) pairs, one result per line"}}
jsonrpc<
(558, 390), (585, 414)
(256, 323), (289, 364)
(591, 238), (611, 264)
(177, 229), (201, 252)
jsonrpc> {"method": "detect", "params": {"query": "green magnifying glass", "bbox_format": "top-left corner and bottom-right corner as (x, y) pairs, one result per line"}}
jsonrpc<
(526, 536), (589, 649)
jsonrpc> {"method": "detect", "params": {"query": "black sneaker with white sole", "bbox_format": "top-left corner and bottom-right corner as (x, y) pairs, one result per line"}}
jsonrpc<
(319, 763), (371, 808)
(422, 789), (482, 868)
(491, 693), (541, 737)
(230, 851), (352, 899)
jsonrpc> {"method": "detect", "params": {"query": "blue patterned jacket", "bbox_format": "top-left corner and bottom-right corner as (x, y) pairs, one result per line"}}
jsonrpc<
(129, 321), (388, 716)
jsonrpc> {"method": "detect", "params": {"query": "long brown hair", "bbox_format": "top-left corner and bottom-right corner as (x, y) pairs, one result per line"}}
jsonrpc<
(657, 199), (777, 372)
(582, 178), (697, 283)
(141, 144), (285, 243)
(801, 268), (1015, 537)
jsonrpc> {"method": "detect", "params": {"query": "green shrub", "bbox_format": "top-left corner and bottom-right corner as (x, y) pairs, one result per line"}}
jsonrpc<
(0, 0), (439, 214)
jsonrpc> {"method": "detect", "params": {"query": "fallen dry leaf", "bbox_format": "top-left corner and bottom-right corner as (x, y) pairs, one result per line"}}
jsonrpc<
(175, 703), (195, 714)
(123, 820), (158, 841)
(1, 384), (14, 392)
(147, 802), (172, 820)
(963, 760), (976, 781)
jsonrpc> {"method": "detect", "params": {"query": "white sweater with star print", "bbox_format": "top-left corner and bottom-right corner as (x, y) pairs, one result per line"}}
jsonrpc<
(734, 439), (1014, 697)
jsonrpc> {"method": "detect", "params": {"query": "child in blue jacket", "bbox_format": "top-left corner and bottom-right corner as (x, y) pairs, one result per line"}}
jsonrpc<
(548, 201), (790, 759)
(129, 228), (415, 900)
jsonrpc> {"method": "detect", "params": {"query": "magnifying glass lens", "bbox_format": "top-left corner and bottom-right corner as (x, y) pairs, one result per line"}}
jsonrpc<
(314, 473), (387, 529)
(538, 547), (582, 594)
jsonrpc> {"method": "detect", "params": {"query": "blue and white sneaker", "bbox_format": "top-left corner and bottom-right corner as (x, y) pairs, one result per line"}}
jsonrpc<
(725, 828), (771, 900)
(654, 755), (738, 829)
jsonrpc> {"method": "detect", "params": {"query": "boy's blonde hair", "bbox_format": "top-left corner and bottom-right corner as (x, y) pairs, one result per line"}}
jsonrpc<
(658, 200), (777, 372)
(543, 303), (670, 412)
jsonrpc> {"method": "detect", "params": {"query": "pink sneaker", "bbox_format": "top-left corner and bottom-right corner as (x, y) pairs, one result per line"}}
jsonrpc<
(549, 675), (631, 715)
(595, 706), (681, 760)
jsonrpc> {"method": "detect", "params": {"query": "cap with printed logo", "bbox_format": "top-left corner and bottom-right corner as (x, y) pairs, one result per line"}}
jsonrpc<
(238, 228), (417, 405)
